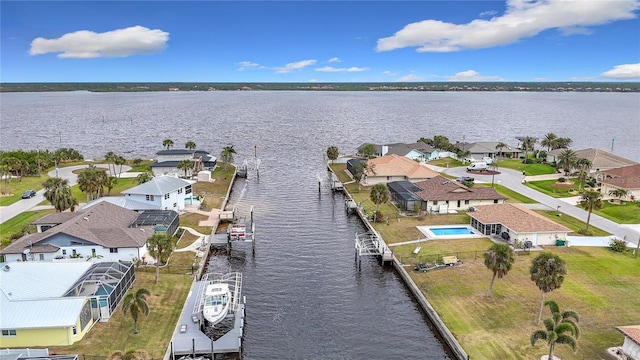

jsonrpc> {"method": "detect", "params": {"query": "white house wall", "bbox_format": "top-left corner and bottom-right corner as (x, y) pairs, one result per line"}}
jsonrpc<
(622, 337), (640, 360)
(152, 166), (192, 178)
(157, 154), (191, 162)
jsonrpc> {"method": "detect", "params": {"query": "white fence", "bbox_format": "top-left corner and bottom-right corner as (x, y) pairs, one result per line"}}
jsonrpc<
(566, 235), (618, 247)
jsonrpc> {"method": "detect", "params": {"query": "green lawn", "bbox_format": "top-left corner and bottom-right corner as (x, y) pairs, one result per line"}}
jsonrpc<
(594, 201), (640, 224)
(534, 210), (609, 236)
(497, 159), (556, 176)
(428, 157), (463, 168)
(477, 184), (537, 204)
(0, 175), (50, 206)
(525, 179), (581, 198)
(403, 243), (640, 360)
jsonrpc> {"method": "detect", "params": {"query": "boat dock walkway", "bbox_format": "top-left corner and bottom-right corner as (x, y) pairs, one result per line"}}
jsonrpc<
(169, 277), (245, 359)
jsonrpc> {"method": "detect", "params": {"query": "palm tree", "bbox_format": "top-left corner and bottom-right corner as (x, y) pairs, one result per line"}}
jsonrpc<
(608, 188), (628, 203)
(42, 177), (75, 212)
(135, 171), (154, 185)
(541, 133), (558, 152)
(78, 166), (108, 202)
(146, 232), (175, 284)
(556, 149), (577, 176)
(483, 243), (515, 297)
(185, 140), (196, 150)
(105, 176), (118, 196)
(370, 183), (389, 222)
(0, 164), (11, 195)
(326, 146), (339, 164)
(115, 156), (127, 177)
(530, 252), (567, 325)
(579, 190), (603, 233)
(177, 159), (193, 178)
(531, 300), (580, 360)
(122, 288), (150, 334)
(521, 136), (536, 163)
(220, 145), (237, 169)
(495, 142), (507, 158)
(104, 151), (117, 175)
(575, 158), (592, 191)
(162, 139), (174, 150)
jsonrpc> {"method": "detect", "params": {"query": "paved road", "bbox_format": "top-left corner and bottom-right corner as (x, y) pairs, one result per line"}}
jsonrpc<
(0, 164), (131, 224)
(432, 164), (640, 247)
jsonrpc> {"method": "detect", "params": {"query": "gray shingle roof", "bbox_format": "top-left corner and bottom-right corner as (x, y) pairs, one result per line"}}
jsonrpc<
(413, 175), (505, 201)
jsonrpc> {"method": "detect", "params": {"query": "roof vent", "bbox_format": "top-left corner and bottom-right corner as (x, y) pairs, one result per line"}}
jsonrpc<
(3, 264), (10, 272)
(442, 181), (449, 185)
(140, 228), (145, 232)
(83, 216), (89, 221)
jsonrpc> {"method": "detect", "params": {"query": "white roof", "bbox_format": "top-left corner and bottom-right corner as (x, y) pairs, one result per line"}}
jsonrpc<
(82, 196), (161, 211)
(123, 175), (194, 196)
(0, 262), (93, 329)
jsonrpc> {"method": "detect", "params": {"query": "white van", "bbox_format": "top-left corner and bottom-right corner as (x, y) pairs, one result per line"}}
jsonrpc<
(467, 162), (487, 171)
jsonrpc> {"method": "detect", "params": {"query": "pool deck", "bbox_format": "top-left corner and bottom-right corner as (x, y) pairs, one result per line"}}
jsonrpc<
(417, 224), (483, 240)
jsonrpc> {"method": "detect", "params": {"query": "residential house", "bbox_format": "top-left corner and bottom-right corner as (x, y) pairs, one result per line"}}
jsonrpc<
(0, 261), (134, 347)
(151, 149), (217, 177)
(455, 141), (522, 160)
(121, 175), (194, 211)
(468, 203), (570, 246)
(0, 202), (178, 263)
(387, 181), (422, 212)
(411, 175), (506, 212)
(573, 148), (638, 175)
(600, 164), (640, 201)
(616, 325), (640, 360)
(362, 154), (438, 185)
(384, 142), (440, 161)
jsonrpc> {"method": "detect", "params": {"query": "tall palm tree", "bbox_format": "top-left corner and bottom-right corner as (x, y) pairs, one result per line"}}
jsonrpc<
(495, 142), (507, 158)
(556, 149), (577, 176)
(104, 151), (117, 175)
(530, 252), (567, 325)
(115, 156), (127, 177)
(579, 190), (603, 233)
(575, 158), (592, 191)
(177, 159), (193, 178)
(483, 243), (515, 297)
(531, 300), (580, 360)
(122, 288), (150, 334)
(105, 176), (118, 196)
(162, 139), (174, 150)
(370, 183), (390, 222)
(541, 133), (558, 152)
(146, 232), (175, 284)
(185, 140), (196, 150)
(0, 164), (11, 195)
(521, 136), (536, 163)
(220, 145), (237, 169)
(42, 177), (75, 212)
(135, 171), (154, 185)
(326, 146), (339, 164)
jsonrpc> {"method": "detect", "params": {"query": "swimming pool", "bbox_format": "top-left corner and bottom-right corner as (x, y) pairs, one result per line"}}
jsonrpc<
(417, 225), (481, 239)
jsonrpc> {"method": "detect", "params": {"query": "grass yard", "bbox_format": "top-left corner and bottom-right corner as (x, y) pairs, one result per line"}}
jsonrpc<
(477, 184), (537, 204)
(404, 243), (640, 360)
(595, 201), (640, 224)
(428, 158), (463, 168)
(192, 165), (236, 210)
(497, 159), (556, 176)
(534, 210), (609, 236)
(0, 209), (55, 246)
(525, 179), (581, 198)
(373, 213), (470, 245)
(0, 175), (50, 206)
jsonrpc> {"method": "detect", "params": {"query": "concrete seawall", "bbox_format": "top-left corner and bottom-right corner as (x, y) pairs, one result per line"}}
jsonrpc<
(329, 164), (469, 359)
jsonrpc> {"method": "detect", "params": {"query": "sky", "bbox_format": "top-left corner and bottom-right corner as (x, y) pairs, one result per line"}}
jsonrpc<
(1, 0), (640, 83)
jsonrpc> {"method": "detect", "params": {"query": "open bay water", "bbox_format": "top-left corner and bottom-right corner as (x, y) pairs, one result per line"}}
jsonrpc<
(1, 91), (639, 358)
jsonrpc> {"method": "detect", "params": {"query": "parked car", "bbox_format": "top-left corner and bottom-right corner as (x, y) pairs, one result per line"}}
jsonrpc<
(21, 189), (36, 199)
(456, 176), (475, 182)
(482, 156), (494, 164)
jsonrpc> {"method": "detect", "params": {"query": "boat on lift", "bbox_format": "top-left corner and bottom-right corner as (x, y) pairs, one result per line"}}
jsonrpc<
(227, 223), (246, 240)
(202, 282), (231, 325)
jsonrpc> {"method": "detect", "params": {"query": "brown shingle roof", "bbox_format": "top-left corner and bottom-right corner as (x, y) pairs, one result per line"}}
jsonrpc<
(574, 148), (638, 170)
(602, 164), (640, 178)
(617, 325), (640, 345)
(601, 164), (640, 190)
(469, 203), (570, 233)
(1, 202), (152, 255)
(414, 175), (506, 201)
(366, 154), (438, 179)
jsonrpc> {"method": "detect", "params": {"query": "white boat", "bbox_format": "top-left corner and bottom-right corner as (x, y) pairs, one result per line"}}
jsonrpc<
(202, 282), (231, 325)
(228, 223), (246, 240)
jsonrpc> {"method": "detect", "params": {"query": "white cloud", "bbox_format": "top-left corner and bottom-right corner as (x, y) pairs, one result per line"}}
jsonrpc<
(328, 57), (341, 63)
(315, 66), (369, 72)
(396, 74), (425, 82)
(447, 70), (504, 82)
(601, 63), (640, 79)
(237, 61), (260, 71)
(376, 0), (639, 53)
(275, 59), (317, 73)
(479, 10), (497, 17)
(30, 25), (169, 58)
(383, 70), (397, 76)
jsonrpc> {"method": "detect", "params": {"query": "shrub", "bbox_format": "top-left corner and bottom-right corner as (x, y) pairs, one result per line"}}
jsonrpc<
(609, 238), (628, 253)
(558, 177), (566, 183)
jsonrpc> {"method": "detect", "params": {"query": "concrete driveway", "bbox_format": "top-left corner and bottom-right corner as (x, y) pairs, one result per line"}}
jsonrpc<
(427, 164), (640, 247)
(0, 164), (131, 224)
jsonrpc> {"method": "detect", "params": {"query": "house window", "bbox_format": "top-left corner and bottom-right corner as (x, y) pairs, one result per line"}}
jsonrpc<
(178, 188), (183, 194)
(92, 249), (96, 256)
(146, 195), (155, 201)
(173, 203), (177, 208)
(72, 326), (77, 335)
(494, 199), (499, 204)
(72, 249), (77, 256)
(185, 185), (192, 194)
(1, 330), (16, 337)
(433, 201), (438, 205)
(109, 248), (118, 253)
(465, 200), (470, 205)
(39, 254), (44, 260)
(62, 249), (67, 255)
(164, 193), (170, 200)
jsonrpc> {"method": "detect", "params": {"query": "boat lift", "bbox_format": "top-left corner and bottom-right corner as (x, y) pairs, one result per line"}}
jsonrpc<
(354, 231), (393, 270)
(192, 272), (243, 325)
(211, 205), (256, 254)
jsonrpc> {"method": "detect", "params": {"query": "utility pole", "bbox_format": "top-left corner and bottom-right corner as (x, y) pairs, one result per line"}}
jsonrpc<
(635, 236), (640, 259)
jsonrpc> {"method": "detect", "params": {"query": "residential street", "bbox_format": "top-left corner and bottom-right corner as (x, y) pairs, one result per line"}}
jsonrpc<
(0, 164), (131, 224)
(430, 164), (640, 248)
